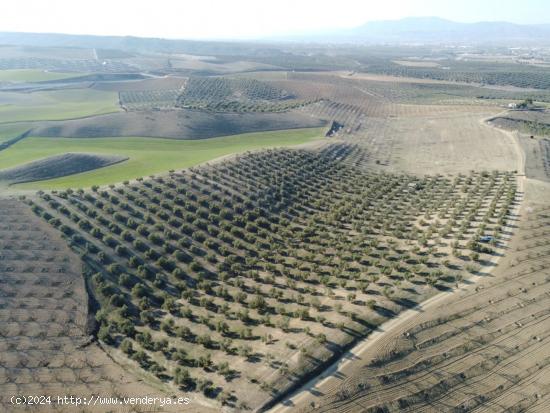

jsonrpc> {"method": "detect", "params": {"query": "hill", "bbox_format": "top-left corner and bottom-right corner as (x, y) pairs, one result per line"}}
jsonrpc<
(278, 17), (550, 45)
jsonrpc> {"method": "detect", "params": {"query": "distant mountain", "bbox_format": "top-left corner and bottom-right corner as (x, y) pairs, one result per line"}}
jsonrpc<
(1, 18), (549, 52)
(276, 17), (550, 45)
(0, 32), (263, 56)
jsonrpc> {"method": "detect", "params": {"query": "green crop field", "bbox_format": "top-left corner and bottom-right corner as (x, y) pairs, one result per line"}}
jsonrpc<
(0, 88), (120, 123)
(0, 124), (29, 143)
(1, 127), (324, 189)
(0, 69), (83, 83)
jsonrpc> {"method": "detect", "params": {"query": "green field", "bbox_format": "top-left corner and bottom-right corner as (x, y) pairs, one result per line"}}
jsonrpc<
(0, 88), (120, 123)
(1, 127), (324, 189)
(0, 124), (30, 143)
(0, 69), (83, 83)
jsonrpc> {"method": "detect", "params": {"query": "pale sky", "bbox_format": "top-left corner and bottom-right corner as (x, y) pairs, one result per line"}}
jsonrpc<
(1, 0), (548, 40)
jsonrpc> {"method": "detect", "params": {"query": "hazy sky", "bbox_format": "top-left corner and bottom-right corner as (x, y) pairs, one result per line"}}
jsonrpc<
(1, 0), (549, 39)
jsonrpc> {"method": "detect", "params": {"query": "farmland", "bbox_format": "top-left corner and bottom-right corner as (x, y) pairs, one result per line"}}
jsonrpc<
(0, 69), (83, 83)
(28, 108), (325, 140)
(0, 198), (211, 412)
(0, 88), (120, 123)
(0, 153), (128, 185)
(0, 34), (549, 413)
(176, 77), (315, 113)
(287, 178), (550, 413)
(362, 58), (550, 90)
(120, 88), (183, 111)
(0, 128), (325, 189)
(27, 144), (517, 409)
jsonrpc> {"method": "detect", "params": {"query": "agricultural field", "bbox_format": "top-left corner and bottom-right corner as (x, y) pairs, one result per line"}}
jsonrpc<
(0, 128), (325, 189)
(489, 109), (550, 137)
(176, 77), (316, 113)
(0, 57), (137, 73)
(27, 144), (517, 410)
(0, 124), (29, 144)
(0, 88), (121, 124)
(1, 34), (549, 413)
(120, 89), (183, 111)
(362, 59), (550, 90)
(0, 198), (212, 413)
(0, 153), (128, 185)
(287, 178), (550, 413)
(0, 69), (83, 83)
(27, 109), (326, 140)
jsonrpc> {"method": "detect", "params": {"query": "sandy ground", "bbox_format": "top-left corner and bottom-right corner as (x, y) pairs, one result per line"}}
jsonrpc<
(357, 109), (519, 176)
(4, 69), (545, 413)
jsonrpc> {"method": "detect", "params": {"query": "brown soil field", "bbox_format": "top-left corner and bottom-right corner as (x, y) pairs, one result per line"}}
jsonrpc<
(29, 109), (326, 140)
(298, 104), (515, 176)
(488, 111), (550, 139)
(359, 109), (520, 175)
(273, 73), (523, 177)
(516, 135), (550, 182)
(40, 74), (148, 85)
(5, 66), (548, 413)
(0, 197), (216, 412)
(28, 142), (518, 412)
(309, 71), (473, 86)
(166, 58), (280, 75)
(491, 109), (550, 124)
(0, 153), (128, 185)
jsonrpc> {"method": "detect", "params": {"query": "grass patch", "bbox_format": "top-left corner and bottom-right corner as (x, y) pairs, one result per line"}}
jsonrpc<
(0, 124), (30, 143)
(3, 127), (324, 189)
(0, 69), (83, 83)
(0, 88), (120, 123)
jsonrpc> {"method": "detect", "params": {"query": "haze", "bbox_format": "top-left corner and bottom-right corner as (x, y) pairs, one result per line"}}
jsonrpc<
(1, 0), (549, 40)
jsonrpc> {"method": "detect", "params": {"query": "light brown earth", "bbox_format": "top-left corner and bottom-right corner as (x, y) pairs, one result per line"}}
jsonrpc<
(91, 76), (187, 92)
(358, 109), (520, 175)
